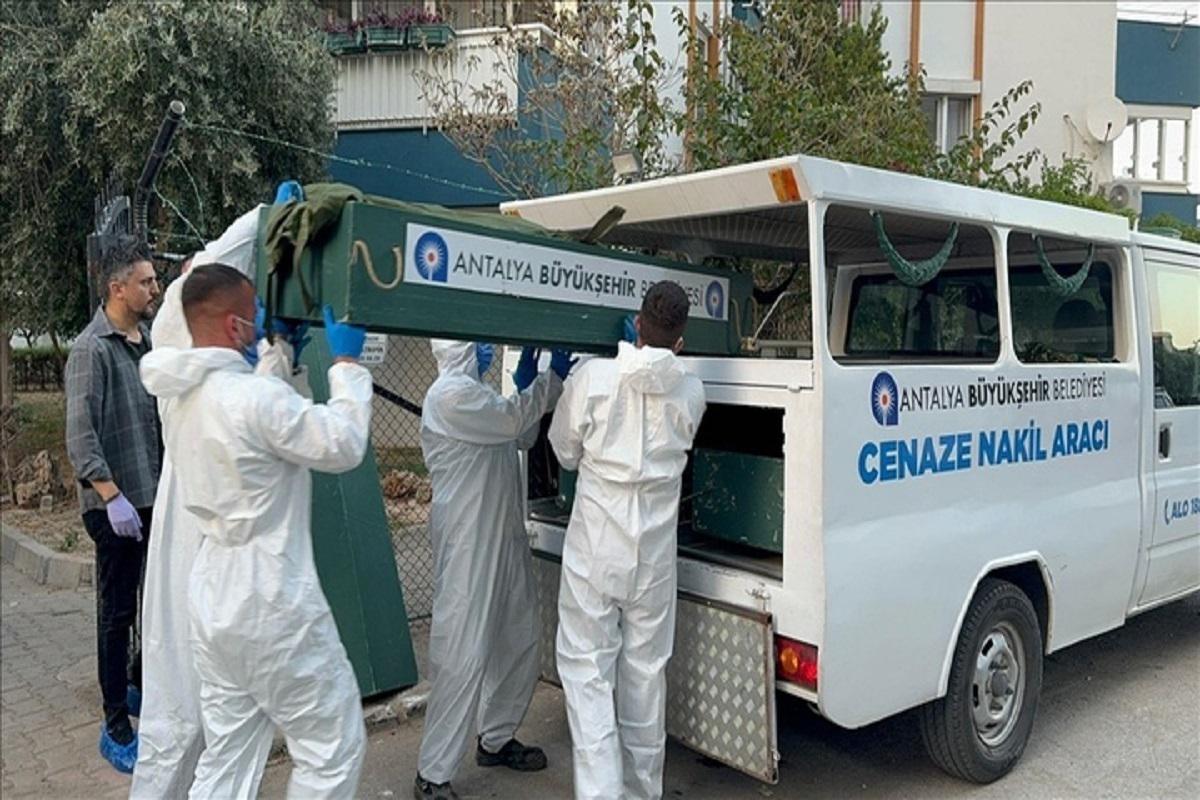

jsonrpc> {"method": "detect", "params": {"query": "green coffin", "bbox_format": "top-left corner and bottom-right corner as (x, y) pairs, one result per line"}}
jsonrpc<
(256, 201), (750, 356)
(559, 451), (782, 555)
(692, 449), (783, 553)
(302, 339), (419, 698)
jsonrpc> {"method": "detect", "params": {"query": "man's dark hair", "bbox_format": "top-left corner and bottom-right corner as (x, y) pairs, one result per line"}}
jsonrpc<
(100, 235), (153, 298)
(181, 264), (253, 326)
(639, 281), (690, 348)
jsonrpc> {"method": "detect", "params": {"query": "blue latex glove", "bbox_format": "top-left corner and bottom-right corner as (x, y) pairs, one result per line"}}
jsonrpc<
(253, 296), (267, 341)
(550, 349), (577, 380)
(274, 180), (304, 205)
(240, 340), (260, 368)
(475, 343), (495, 378)
(513, 346), (540, 392)
(622, 314), (638, 344)
(272, 318), (312, 363)
(106, 494), (143, 542)
(322, 305), (367, 360)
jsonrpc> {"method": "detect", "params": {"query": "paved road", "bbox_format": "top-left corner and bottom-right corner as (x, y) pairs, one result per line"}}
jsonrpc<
(264, 592), (1200, 799)
(2, 560), (1196, 799)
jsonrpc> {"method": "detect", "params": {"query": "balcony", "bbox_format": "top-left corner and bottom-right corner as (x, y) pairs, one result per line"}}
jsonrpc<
(333, 24), (552, 131)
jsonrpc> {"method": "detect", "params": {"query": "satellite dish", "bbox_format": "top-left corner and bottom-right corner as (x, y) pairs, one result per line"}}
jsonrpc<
(1086, 98), (1129, 143)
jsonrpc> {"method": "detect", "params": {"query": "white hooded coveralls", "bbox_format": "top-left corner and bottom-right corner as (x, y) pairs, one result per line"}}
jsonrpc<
(548, 341), (706, 800)
(416, 340), (562, 783)
(131, 207), (308, 799)
(140, 347), (370, 800)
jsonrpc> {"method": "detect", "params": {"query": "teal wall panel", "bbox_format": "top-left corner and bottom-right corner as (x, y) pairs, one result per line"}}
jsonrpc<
(1143, 192), (1200, 224)
(1117, 20), (1200, 107)
(331, 129), (510, 207)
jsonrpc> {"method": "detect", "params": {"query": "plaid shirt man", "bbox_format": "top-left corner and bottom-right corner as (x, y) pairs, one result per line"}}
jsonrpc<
(65, 305), (162, 512)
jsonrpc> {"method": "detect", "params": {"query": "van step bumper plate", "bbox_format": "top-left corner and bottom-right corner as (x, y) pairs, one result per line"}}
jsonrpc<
(533, 552), (779, 783)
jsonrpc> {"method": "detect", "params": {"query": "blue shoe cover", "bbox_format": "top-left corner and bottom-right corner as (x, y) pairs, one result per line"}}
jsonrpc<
(126, 684), (141, 717)
(99, 725), (138, 774)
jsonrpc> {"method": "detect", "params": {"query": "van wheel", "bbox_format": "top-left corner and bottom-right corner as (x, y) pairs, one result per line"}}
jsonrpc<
(918, 578), (1043, 783)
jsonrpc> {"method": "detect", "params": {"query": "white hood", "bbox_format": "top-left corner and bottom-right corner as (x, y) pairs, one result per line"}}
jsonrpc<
(430, 339), (479, 381)
(150, 277), (193, 351)
(616, 340), (686, 395)
(190, 205), (266, 277)
(141, 347), (249, 400)
(151, 205), (265, 353)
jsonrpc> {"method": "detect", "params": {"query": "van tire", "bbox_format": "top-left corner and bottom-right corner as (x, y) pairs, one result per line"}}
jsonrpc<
(918, 578), (1043, 783)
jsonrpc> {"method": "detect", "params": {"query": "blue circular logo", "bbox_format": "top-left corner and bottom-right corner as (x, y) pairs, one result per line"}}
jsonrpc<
(704, 280), (725, 319)
(871, 371), (900, 426)
(413, 231), (449, 283)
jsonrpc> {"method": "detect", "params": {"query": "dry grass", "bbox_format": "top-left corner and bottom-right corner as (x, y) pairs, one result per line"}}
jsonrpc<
(3, 507), (91, 555)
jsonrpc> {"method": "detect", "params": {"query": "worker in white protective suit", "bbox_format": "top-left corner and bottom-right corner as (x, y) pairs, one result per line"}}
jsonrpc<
(549, 282), (707, 800)
(140, 264), (370, 799)
(414, 340), (574, 800)
(131, 201), (312, 799)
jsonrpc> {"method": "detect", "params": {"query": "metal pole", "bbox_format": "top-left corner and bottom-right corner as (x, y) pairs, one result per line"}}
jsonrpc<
(132, 99), (186, 239)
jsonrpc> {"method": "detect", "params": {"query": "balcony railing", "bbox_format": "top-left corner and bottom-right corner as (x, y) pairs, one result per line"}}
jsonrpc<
(333, 25), (552, 131)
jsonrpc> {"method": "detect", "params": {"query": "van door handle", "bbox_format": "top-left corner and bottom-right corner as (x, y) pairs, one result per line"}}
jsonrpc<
(1158, 425), (1171, 459)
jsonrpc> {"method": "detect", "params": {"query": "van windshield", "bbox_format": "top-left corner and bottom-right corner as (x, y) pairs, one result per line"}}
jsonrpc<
(844, 268), (1000, 361)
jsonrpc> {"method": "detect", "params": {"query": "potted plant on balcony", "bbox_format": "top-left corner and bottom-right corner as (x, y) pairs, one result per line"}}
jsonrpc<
(405, 8), (455, 50)
(323, 18), (364, 56)
(362, 7), (407, 51)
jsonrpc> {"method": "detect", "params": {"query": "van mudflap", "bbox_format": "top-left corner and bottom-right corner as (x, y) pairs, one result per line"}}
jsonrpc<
(532, 551), (779, 784)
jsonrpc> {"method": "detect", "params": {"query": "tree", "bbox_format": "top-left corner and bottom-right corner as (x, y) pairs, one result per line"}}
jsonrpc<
(419, 0), (674, 199)
(680, 2), (1132, 218)
(0, 0), (336, 344)
(678, 0), (934, 173)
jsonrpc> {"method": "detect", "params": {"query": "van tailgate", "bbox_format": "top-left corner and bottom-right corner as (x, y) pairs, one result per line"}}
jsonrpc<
(532, 552), (779, 784)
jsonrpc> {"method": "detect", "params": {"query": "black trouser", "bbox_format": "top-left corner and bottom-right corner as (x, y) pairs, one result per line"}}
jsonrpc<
(83, 507), (151, 737)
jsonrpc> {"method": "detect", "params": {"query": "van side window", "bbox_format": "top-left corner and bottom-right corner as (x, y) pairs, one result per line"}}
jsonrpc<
(1147, 260), (1200, 407)
(845, 270), (999, 359)
(827, 205), (999, 363)
(1008, 234), (1116, 364)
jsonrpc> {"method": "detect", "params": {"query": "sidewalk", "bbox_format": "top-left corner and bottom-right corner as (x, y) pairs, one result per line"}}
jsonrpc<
(0, 563), (130, 799)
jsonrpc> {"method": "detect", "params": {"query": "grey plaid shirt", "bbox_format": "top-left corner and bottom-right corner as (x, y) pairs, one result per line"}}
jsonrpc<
(64, 306), (162, 513)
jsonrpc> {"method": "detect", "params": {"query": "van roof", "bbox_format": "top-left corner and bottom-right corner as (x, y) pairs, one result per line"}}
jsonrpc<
(501, 154), (1134, 249)
(1132, 230), (1200, 257)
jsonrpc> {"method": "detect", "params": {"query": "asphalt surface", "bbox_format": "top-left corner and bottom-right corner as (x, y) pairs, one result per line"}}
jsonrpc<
(263, 592), (1200, 799)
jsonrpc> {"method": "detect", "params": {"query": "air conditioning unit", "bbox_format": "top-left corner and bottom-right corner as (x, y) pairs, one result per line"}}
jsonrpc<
(1102, 181), (1143, 214)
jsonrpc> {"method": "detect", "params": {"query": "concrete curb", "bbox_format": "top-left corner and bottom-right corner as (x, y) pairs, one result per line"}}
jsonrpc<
(364, 680), (431, 729)
(1, 522), (93, 589)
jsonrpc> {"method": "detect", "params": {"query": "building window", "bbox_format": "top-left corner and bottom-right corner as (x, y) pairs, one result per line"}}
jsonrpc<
(921, 95), (973, 153)
(1113, 109), (1192, 185)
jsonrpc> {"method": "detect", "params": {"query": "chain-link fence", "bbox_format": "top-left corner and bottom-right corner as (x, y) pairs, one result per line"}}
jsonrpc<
(367, 336), (501, 626)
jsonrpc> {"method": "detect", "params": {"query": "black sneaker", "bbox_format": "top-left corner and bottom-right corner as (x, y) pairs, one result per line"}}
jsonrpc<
(413, 774), (458, 800)
(476, 737), (548, 772)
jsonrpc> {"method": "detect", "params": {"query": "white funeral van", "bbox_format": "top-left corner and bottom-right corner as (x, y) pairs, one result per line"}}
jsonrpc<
(501, 155), (1200, 784)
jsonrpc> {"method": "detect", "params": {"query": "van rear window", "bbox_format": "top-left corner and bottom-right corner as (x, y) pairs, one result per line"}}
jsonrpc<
(845, 268), (1000, 360)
